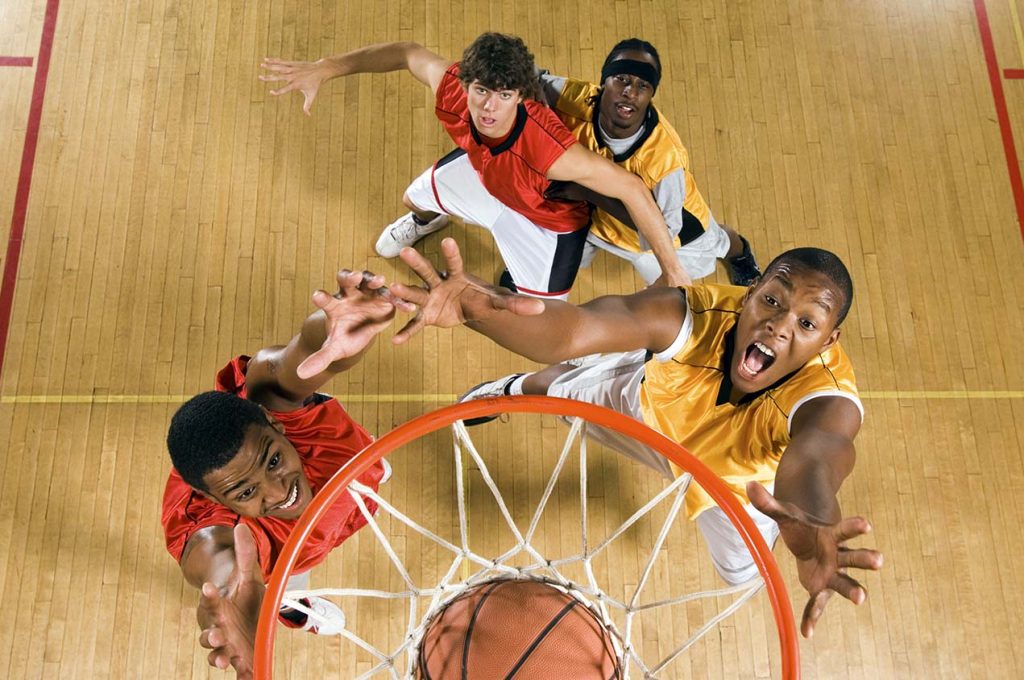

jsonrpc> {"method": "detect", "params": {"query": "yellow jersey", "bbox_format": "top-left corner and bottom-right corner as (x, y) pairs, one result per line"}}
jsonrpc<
(639, 284), (862, 518)
(553, 78), (712, 253)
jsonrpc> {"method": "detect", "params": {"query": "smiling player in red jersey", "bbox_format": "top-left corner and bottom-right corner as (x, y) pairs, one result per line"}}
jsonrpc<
(162, 271), (409, 678)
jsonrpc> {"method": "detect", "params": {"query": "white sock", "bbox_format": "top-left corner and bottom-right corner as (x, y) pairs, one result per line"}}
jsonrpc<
(507, 374), (527, 396)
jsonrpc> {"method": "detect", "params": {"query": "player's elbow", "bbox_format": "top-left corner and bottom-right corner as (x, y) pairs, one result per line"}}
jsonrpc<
(617, 174), (654, 209)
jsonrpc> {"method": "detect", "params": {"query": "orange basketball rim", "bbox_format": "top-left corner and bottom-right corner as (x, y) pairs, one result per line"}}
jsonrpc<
(254, 396), (800, 679)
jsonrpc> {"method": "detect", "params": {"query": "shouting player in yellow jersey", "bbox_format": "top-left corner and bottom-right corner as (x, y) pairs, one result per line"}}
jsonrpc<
(539, 39), (762, 287)
(388, 238), (882, 638)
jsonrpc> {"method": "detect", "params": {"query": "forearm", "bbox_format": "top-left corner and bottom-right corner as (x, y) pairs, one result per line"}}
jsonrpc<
(466, 301), (592, 364)
(556, 182), (634, 226)
(622, 190), (689, 283)
(773, 434), (855, 524)
(773, 457), (843, 524)
(321, 41), (425, 79)
(464, 290), (674, 363)
(181, 528), (240, 590)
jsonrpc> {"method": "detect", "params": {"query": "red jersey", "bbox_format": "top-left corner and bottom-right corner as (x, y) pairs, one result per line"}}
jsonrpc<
(161, 356), (384, 580)
(434, 63), (591, 233)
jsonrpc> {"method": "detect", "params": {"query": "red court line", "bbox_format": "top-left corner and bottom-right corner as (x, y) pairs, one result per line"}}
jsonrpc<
(1006, 68), (1024, 79)
(0, 57), (34, 67)
(973, 0), (1024, 241)
(0, 0), (61, 384)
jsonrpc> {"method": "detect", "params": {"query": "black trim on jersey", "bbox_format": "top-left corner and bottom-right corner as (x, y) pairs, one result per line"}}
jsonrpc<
(591, 101), (704, 249)
(678, 207), (705, 246)
(592, 103), (660, 163)
(715, 328), (802, 407)
(469, 103), (529, 156)
(546, 223), (591, 293)
(434, 146), (468, 169)
(303, 392), (332, 407)
(764, 354), (842, 419)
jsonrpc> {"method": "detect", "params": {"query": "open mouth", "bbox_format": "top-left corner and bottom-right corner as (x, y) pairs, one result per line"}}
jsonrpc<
(276, 479), (300, 512)
(615, 103), (635, 117)
(739, 341), (776, 379)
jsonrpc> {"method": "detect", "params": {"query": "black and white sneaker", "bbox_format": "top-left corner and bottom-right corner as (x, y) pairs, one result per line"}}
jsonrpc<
(457, 374), (524, 426)
(724, 235), (761, 286)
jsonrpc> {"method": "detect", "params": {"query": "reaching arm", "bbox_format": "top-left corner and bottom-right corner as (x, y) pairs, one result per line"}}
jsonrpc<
(389, 238), (686, 363)
(181, 526), (241, 590)
(774, 397), (861, 521)
(244, 270), (412, 413)
(462, 288), (686, 363)
(260, 42), (452, 114)
(746, 396), (883, 638)
(180, 525), (265, 679)
(545, 144), (691, 287)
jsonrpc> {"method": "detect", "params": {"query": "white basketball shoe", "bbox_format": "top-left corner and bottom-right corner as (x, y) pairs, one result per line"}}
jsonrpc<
(375, 212), (449, 257)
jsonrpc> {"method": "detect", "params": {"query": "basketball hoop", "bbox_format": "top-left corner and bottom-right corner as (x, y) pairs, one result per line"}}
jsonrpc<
(254, 396), (800, 678)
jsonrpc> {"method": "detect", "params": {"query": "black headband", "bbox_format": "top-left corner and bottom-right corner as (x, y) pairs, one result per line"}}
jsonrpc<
(600, 59), (660, 91)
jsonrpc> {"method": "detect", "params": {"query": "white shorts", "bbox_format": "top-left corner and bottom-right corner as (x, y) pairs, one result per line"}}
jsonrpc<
(581, 214), (731, 285)
(546, 350), (779, 585)
(404, 149), (589, 300)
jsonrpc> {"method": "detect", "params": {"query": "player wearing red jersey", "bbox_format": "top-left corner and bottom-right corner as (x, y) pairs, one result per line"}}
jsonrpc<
(162, 271), (410, 679)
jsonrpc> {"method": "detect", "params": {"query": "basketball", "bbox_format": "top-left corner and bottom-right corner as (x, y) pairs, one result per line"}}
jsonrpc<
(416, 578), (620, 679)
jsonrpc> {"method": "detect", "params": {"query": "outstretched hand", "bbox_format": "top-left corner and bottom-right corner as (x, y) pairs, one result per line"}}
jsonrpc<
(296, 270), (414, 379)
(259, 57), (337, 115)
(746, 482), (883, 638)
(388, 238), (545, 344)
(197, 524), (264, 679)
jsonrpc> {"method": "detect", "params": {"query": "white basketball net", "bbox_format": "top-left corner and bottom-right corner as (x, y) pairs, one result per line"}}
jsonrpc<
(282, 416), (765, 679)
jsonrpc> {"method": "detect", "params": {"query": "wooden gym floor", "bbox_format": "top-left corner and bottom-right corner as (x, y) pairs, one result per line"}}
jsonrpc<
(1, 0), (1022, 677)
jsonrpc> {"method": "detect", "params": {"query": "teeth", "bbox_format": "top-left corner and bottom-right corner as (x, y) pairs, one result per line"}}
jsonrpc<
(754, 341), (775, 358)
(279, 482), (298, 510)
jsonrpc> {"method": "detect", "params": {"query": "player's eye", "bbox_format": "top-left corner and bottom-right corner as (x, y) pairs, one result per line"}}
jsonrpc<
(268, 452), (280, 470)
(500, 91), (512, 100)
(763, 294), (778, 306)
(800, 318), (816, 330)
(238, 486), (255, 501)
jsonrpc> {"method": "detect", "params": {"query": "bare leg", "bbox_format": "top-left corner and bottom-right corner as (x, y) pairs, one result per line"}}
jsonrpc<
(521, 364), (574, 395)
(402, 192), (439, 223)
(721, 223), (745, 259)
(717, 223), (761, 286)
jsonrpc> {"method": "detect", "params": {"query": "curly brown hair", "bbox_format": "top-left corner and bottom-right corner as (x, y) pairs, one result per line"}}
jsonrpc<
(458, 32), (541, 100)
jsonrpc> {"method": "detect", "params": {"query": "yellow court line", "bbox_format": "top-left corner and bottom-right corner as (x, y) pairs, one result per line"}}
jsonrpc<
(1, 391), (1023, 404)
(859, 390), (1024, 399)
(0, 394), (461, 404)
(1010, 0), (1024, 69)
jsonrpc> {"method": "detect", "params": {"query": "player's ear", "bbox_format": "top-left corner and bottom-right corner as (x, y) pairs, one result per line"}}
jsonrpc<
(260, 406), (286, 435)
(820, 326), (841, 352)
(740, 277), (760, 304)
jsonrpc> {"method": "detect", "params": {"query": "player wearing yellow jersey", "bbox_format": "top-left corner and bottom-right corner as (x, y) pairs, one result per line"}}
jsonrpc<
(536, 39), (761, 287)
(388, 238), (882, 638)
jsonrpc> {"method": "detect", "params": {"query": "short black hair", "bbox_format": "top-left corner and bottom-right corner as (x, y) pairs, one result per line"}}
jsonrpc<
(167, 391), (269, 492)
(459, 32), (540, 100)
(761, 247), (854, 325)
(601, 38), (662, 78)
